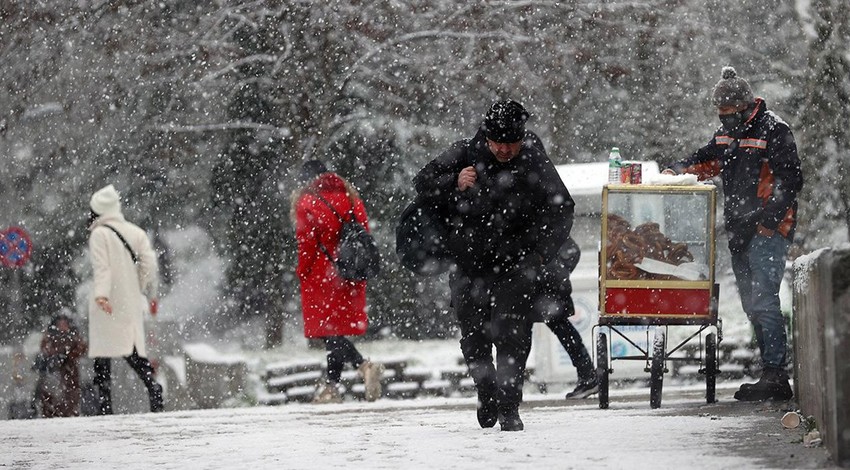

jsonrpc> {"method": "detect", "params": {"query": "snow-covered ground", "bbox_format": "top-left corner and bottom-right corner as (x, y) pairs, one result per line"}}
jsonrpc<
(0, 383), (831, 470)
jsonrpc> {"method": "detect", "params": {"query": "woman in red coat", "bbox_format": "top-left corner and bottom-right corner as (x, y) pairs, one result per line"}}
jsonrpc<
(292, 160), (383, 403)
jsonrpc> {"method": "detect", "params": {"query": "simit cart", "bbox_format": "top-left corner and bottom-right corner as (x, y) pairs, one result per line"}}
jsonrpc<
(595, 182), (720, 409)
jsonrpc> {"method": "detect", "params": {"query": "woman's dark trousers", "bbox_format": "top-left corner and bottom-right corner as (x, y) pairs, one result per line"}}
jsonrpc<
(323, 336), (364, 383)
(93, 348), (163, 414)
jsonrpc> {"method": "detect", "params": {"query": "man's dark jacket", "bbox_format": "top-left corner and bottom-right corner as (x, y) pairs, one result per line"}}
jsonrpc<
(670, 98), (803, 253)
(413, 128), (574, 279)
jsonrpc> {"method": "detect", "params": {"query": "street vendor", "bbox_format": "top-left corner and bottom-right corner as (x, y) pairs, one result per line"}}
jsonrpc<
(663, 66), (803, 402)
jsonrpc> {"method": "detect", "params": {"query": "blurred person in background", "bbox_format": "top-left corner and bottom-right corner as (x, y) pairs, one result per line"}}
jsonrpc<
(292, 160), (383, 403)
(540, 237), (599, 400)
(35, 313), (88, 418)
(87, 184), (163, 414)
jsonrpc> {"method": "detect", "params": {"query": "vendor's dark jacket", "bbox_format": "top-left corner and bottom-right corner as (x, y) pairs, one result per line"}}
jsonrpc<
(669, 98), (803, 253)
(413, 128), (574, 279)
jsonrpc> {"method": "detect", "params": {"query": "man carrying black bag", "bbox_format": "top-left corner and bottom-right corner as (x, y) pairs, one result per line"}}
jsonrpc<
(396, 194), (453, 276)
(408, 99), (575, 431)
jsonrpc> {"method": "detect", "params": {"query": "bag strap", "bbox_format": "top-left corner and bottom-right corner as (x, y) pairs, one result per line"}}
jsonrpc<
(310, 191), (355, 223)
(102, 224), (139, 264)
(315, 238), (335, 265)
(307, 191), (357, 265)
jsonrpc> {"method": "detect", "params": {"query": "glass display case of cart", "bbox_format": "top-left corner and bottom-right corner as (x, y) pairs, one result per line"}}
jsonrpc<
(600, 184), (718, 324)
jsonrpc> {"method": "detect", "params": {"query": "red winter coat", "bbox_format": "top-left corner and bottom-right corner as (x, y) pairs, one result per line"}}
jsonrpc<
(295, 172), (369, 338)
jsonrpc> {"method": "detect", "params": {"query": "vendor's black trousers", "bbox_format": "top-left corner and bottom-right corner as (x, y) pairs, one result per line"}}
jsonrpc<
(93, 348), (161, 414)
(323, 336), (364, 383)
(450, 268), (535, 406)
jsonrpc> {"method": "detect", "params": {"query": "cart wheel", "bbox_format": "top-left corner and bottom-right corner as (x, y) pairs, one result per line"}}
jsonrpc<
(705, 333), (717, 404)
(650, 326), (665, 409)
(597, 332), (609, 409)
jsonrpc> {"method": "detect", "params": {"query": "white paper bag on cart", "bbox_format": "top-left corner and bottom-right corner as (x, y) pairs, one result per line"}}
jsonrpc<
(634, 258), (709, 281)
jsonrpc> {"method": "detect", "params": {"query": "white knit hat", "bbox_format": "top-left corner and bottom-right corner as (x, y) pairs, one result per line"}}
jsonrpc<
(90, 184), (122, 217)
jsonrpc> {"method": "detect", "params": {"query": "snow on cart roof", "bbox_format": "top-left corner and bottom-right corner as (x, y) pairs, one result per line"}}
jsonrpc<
(556, 161), (660, 215)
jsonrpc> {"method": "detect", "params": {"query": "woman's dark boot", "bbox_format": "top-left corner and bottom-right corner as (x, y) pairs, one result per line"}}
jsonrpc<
(149, 383), (164, 412)
(97, 385), (113, 415)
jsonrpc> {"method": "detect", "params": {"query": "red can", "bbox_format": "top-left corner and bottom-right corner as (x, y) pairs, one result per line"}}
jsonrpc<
(630, 162), (642, 184)
(620, 162), (632, 184)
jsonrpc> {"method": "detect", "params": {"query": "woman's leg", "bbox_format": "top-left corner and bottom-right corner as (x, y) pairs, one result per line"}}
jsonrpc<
(125, 348), (164, 412)
(323, 337), (347, 383)
(93, 357), (113, 415)
(334, 337), (365, 369)
(325, 336), (379, 401)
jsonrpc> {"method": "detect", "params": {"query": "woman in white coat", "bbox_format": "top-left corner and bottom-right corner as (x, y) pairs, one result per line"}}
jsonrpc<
(87, 184), (163, 413)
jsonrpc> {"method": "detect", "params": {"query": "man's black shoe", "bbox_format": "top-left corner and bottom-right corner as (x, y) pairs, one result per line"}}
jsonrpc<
(477, 392), (498, 428)
(498, 405), (524, 432)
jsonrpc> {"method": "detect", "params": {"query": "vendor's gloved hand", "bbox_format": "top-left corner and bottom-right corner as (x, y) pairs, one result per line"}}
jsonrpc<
(756, 224), (775, 237)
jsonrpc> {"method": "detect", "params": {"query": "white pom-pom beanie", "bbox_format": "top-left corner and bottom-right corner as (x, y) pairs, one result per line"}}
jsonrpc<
(90, 184), (122, 217)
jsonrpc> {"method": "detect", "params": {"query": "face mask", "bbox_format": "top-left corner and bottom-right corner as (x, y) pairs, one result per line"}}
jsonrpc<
(719, 110), (747, 130)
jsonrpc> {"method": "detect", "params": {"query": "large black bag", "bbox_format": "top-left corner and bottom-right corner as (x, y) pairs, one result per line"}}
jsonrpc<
(532, 237), (581, 321)
(313, 193), (381, 281)
(538, 237), (581, 294)
(395, 195), (454, 276)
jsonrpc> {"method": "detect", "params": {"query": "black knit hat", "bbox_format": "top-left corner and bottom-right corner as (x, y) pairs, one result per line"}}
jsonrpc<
(712, 67), (754, 108)
(482, 100), (530, 143)
(298, 159), (328, 183)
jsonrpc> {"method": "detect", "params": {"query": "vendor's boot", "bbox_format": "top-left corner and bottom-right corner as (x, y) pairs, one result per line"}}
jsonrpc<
(734, 367), (792, 401)
(497, 404), (524, 432)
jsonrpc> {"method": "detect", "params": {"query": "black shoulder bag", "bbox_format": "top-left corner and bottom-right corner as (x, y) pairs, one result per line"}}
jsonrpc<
(310, 192), (381, 281)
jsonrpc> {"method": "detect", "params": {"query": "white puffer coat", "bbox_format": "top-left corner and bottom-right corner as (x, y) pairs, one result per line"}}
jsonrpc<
(87, 214), (158, 358)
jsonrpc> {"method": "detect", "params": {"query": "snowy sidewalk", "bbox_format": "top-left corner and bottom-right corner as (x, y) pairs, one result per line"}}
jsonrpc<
(0, 384), (835, 470)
